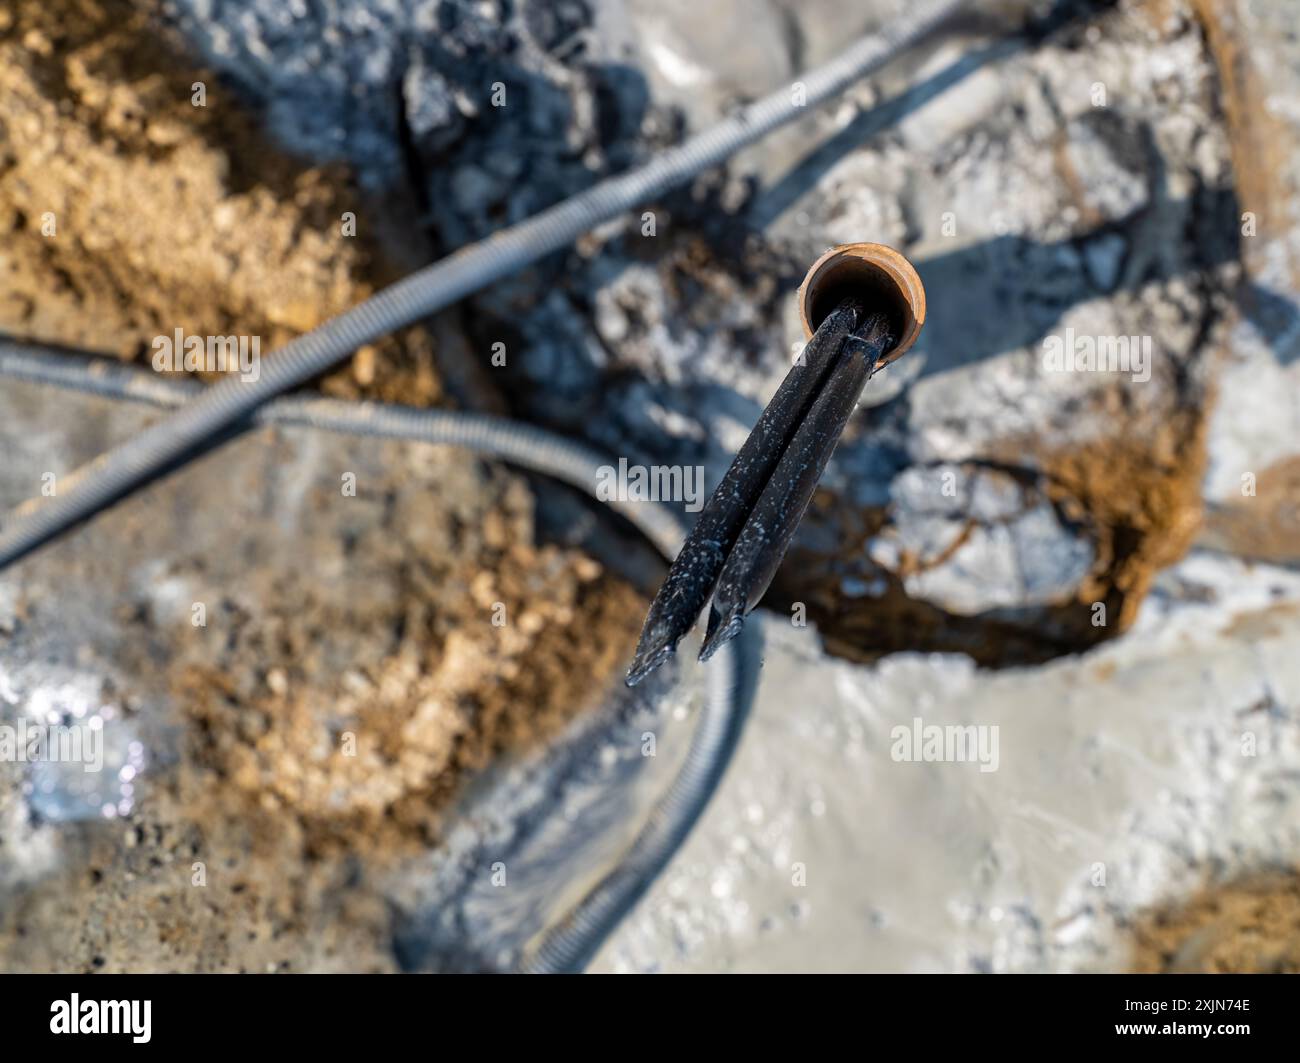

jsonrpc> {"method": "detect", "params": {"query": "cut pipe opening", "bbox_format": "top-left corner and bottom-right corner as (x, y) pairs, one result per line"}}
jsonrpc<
(798, 243), (926, 368)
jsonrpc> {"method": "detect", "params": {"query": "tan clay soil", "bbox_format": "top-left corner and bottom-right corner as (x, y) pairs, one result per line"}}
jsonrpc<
(0, 0), (438, 403)
(1202, 455), (1300, 566)
(0, 429), (644, 972)
(1130, 873), (1300, 974)
(1038, 404), (1207, 636)
(776, 398), (1208, 667)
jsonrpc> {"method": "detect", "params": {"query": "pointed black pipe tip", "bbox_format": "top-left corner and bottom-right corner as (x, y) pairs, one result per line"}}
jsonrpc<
(698, 608), (744, 662)
(626, 640), (677, 687)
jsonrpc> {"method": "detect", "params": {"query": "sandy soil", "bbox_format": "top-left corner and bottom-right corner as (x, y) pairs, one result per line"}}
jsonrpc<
(0, 0), (439, 402)
(1131, 873), (1300, 974)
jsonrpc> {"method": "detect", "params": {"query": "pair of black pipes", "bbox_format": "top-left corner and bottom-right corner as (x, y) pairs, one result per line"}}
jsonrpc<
(627, 242), (927, 686)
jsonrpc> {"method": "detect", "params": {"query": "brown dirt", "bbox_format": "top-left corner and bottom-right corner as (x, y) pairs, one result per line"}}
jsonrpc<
(1201, 455), (1300, 567)
(775, 493), (1089, 668)
(0, 0), (439, 403)
(1190, 0), (1298, 289)
(1130, 873), (1300, 974)
(1036, 403), (1207, 636)
(175, 534), (644, 856)
(0, 430), (645, 972)
(773, 398), (1207, 668)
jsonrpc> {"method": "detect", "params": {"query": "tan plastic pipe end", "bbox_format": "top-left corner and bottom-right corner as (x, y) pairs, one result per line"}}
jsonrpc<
(797, 242), (926, 369)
